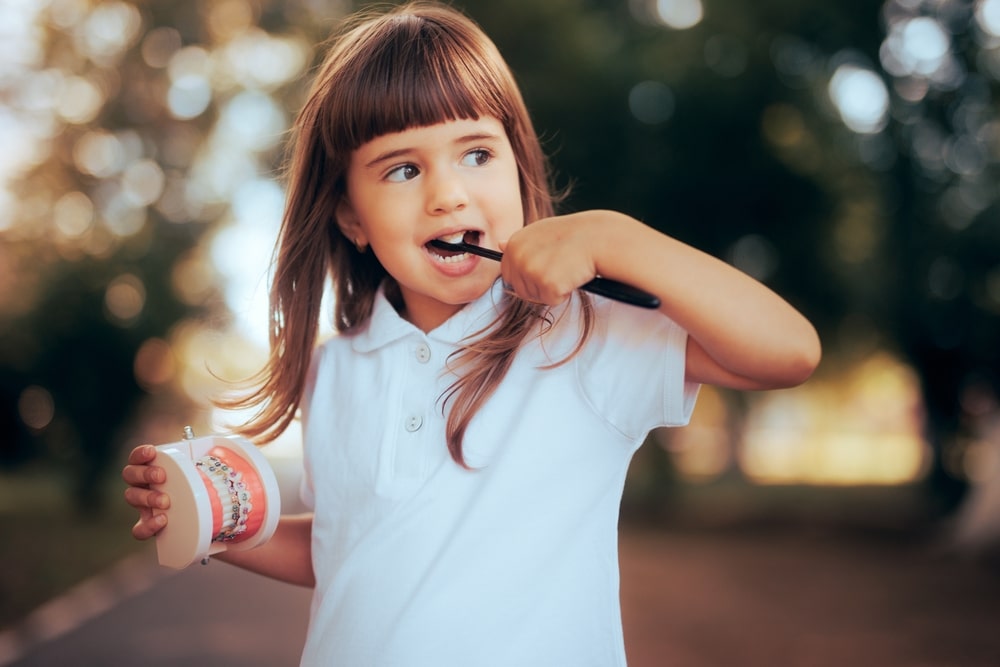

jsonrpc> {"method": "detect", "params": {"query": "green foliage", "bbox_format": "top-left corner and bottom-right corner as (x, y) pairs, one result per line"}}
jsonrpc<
(456, 0), (998, 507)
(2, 0), (998, 511)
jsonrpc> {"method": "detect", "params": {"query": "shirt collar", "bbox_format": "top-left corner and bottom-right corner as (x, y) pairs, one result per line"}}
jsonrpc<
(350, 279), (507, 352)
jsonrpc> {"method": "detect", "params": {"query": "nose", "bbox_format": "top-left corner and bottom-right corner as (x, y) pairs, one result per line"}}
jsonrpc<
(426, 168), (468, 215)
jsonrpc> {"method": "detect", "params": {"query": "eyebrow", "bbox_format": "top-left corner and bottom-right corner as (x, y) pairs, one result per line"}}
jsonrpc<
(364, 132), (503, 169)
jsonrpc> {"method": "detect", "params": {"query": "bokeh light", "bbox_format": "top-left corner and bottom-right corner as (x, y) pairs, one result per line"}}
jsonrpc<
(104, 273), (146, 326)
(220, 29), (310, 91)
(56, 75), (104, 124)
(882, 16), (954, 80)
(739, 353), (930, 486)
(0, 0), (997, 499)
(73, 1), (142, 65)
(211, 178), (286, 347)
(73, 130), (126, 178)
(140, 26), (182, 68)
(828, 63), (890, 134)
(167, 47), (213, 120)
(628, 81), (675, 125)
(134, 337), (177, 391)
(660, 351), (931, 487)
(216, 91), (287, 151)
(977, 0), (1000, 36)
(629, 0), (704, 30)
(17, 385), (55, 432)
(656, 387), (732, 481)
(52, 191), (95, 239)
(655, 0), (704, 30)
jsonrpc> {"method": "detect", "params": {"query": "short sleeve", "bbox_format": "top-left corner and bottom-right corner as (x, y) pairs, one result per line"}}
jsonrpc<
(576, 297), (699, 441)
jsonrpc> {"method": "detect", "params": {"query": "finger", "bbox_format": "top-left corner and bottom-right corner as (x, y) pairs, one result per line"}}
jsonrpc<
(504, 279), (535, 304)
(512, 278), (548, 305)
(127, 444), (157, 465)
(124, 485), (171, 511)
(121, 463), (166, 487)
(131, 513), (167, 541)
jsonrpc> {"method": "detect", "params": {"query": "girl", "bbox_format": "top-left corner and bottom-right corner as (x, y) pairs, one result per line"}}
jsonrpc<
(123, 2), (820, 665)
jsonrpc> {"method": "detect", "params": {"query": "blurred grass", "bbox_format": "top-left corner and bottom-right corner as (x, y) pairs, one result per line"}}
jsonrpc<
(0, 464), (146, 629)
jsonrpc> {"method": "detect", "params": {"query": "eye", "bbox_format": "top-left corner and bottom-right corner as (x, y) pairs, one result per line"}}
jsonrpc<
(460, 149), (492, 167)
(385, 164), (419, 183)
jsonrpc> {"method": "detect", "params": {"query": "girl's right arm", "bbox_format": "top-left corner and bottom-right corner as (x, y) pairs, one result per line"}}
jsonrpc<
(122, 444), (315, 587)
(501, 211), (821, 391)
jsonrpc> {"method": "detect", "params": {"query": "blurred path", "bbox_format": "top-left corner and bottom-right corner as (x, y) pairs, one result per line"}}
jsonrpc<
(5, 524), (1000, 666)
(620, 524), (1000, 667)
(3, 551), (312, 667)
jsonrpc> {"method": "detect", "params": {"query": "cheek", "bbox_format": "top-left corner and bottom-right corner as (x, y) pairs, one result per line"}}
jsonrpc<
(498, 164), (525, 222)
(347, 192), (400, 241)
(509, 188), (527, 229)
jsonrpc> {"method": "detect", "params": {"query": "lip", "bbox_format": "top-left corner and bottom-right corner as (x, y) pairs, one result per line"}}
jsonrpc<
(422, 227), (485, 247)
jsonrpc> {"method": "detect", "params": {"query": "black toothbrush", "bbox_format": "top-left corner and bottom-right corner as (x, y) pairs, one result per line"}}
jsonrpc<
(428, 240), (661, 309)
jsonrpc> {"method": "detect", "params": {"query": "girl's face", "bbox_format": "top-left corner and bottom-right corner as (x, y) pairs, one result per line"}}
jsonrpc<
(338, 117), (524, 332)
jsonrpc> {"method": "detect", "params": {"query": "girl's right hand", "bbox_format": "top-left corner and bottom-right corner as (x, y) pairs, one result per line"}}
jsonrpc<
(121, 444), (170, 540)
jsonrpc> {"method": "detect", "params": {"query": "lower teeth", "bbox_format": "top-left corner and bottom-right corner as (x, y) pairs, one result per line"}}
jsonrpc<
(431, 251), (469, 264)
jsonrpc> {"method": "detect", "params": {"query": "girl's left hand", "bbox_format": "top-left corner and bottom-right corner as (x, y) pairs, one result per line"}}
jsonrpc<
(499, 212), (607, 305)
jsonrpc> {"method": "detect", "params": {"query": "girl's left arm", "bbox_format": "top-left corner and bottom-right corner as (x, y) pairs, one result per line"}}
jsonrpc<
(501, 210), (821, 391)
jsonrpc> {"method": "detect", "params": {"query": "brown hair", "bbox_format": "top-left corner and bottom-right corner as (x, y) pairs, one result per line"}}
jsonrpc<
(223, 1), (591, 465)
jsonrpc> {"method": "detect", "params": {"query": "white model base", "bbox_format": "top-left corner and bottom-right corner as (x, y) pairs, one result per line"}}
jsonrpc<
(152, 433), (281, 569)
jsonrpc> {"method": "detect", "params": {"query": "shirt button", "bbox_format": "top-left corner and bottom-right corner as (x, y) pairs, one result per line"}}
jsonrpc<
(415, 343), (431, 363)
(405, 415), (423, 432)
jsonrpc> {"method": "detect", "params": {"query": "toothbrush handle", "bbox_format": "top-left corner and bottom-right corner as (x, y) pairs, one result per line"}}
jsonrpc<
(581, 277), (660, 309)
(427, 240), (660, 308)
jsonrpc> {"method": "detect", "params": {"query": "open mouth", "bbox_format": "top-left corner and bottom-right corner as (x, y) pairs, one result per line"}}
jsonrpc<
(426, 230), (481, 263)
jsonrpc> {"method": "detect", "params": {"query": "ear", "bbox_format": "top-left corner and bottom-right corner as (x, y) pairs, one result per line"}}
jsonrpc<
(335, 199), (368, 250)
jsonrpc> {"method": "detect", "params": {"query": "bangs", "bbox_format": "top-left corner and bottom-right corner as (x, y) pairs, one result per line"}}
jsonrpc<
(329, 12), (511, 151)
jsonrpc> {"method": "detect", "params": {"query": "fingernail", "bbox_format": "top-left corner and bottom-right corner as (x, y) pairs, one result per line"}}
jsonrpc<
(156, 494), (169, 509)
(143, 445), (155, 457)
(155, 514), (167, 526)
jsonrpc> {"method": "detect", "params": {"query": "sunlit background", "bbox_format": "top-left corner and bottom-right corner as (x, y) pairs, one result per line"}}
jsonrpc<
(2, 0), (1000, 634)
(4, 0), (998, 480)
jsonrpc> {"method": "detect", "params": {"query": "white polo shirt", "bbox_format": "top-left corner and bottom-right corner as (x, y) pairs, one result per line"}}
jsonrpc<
(299, 280), (698, 666)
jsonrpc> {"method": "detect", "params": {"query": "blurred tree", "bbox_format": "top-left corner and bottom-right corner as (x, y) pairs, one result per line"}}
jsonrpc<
(461, 0), (999, 513)
(0, 0), (321, 508)
(2, 0), (997, 517)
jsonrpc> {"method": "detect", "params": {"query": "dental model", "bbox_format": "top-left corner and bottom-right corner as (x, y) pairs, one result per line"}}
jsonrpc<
(151, 427), (281, 569)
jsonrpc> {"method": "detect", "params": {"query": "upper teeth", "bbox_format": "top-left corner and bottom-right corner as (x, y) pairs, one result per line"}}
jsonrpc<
(439, 232), (465, 243)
